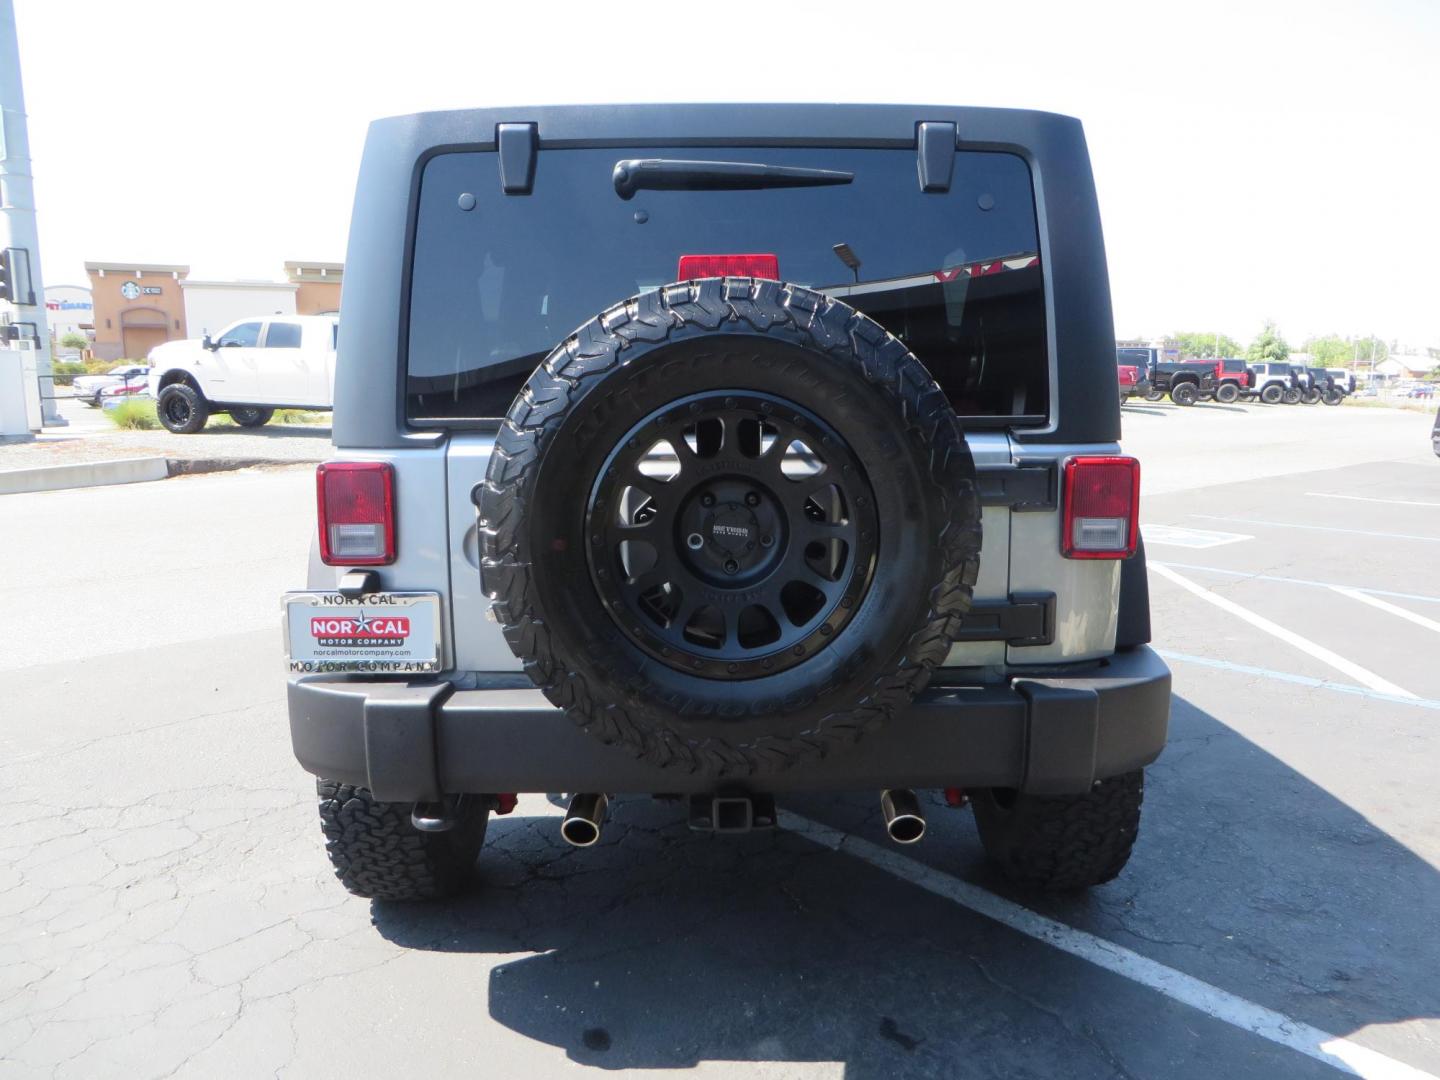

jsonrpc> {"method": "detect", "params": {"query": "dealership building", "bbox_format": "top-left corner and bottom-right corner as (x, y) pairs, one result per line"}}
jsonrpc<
(84, 261), (342, 360)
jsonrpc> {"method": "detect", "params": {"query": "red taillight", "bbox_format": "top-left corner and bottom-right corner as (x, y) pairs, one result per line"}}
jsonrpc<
(1061, 456), (1140, 559)
(677, 253), (779, 281)
(317, 462), (395, 566)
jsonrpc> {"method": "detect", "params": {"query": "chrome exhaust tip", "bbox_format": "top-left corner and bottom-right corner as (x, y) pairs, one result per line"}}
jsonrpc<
(560, 793), (608, 847)
(880, 789), (926, 844)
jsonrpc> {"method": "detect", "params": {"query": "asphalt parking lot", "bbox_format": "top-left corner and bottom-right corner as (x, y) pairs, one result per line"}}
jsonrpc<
(1, 400), (1437, 1078)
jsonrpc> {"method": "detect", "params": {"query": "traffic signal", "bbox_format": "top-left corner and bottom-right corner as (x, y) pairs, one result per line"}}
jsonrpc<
(0, 248), (11, 303)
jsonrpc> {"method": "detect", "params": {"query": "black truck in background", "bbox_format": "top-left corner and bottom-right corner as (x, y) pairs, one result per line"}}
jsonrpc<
(1115, 348), (1217, 406)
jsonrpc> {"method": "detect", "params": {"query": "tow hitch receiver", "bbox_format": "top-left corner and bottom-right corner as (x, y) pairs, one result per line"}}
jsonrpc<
(689, 793), (777, 834)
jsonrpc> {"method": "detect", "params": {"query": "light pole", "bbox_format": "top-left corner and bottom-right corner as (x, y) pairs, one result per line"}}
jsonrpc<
(0, 0), (63, 426)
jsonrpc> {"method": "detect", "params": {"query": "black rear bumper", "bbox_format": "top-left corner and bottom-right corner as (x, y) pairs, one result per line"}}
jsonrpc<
(288, 646), (1170, 802)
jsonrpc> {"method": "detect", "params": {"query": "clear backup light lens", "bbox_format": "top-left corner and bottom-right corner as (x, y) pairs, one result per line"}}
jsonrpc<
(316, 462), (395, 566)
(1062, 456), (1140, 559)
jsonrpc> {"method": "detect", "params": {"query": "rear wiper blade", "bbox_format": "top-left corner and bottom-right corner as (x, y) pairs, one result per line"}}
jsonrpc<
(613, 159), (853, 200)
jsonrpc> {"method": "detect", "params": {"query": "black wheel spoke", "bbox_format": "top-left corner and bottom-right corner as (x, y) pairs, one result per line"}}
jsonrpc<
(586, 391), (878, 678)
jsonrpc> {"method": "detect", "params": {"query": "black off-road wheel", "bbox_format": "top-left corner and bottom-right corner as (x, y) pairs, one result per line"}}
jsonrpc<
(1143, 388), (1165, 402)
(230, 406), (274, 427)
(1282, 387), (1303, 405)
(479, 278), (983, 778)
(1214, 383), (1240, 404)
(1323, 389), (1344, 406)
(157, 383), (210, 434)
(317, 781), (490, 901)
(1302, 388), (1323, 405)
(1260, 383), (1284, 404)
(972, 771), (1144, 892)
(1169, 382), (1198, 406)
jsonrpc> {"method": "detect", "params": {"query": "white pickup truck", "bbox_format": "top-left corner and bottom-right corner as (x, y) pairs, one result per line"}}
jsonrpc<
(145, 315), (337, 433)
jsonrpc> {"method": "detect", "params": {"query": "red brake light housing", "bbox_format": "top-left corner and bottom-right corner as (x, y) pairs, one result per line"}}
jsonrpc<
(1061, 456), (1140, 559)
(317, 462), (396, 566)
(677, 253), (779, 281)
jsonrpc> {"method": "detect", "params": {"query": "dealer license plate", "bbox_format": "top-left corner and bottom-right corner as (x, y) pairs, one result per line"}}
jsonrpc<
(283, 591), (442, 674)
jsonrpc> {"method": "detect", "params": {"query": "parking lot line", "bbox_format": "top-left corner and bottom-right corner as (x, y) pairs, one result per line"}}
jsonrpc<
(782, 811), (1438, 1080)
(1150, 564), (1417, 699)
(1192, 516), (1440, 545)
(1156, 650), (1440, 712)
(1306, 493), (1440, 509)
(1150, 562), (1440, 606)
(1330, 587), (1440, 635)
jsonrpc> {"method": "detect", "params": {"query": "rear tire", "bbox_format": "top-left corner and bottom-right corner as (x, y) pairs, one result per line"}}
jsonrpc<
(1283, 387), (1302, 405)
(230, 406), (274, 427)
(1169, 382), (1198, 406)
(1323, 389), (1343, 406)
(1260, 384), (1283, 404)
(1143, 388), (1165, 402)
(1214, 383), (1240, 404)
(156, 383), (210, 433)
(972, 771), (1144, 892)
(1302, 389), (1322, 405)
(317, 781), (490, 901)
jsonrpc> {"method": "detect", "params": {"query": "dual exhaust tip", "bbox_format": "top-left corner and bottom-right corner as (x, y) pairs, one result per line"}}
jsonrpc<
(560, 789), (926, 847)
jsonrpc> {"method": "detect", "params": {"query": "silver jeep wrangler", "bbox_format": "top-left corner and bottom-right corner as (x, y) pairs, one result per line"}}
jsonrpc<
(284, 104), (1170, 901)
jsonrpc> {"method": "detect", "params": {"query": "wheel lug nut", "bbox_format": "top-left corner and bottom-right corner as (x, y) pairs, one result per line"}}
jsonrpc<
(701, 493), (715, 507)
(745, 492), (760, 506)
(723, 559), (739, 575)
(687, 533), (704, 550)
(760, 534), (774, 547)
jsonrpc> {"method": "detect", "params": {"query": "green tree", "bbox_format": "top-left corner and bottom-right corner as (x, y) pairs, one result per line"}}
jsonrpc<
(1302, 334), (1353, 368)
(59, 331), (88, 352)
(1246, 320), (1290, 363)
(1172, 331), (1245, 360)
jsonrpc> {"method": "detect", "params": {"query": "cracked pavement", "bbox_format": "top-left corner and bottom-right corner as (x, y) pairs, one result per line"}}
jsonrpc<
(3, 408), (1439, 1077)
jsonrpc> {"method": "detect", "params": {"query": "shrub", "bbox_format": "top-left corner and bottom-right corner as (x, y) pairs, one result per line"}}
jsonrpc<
(50, 360), (86, 386)
(104, 400), (161, 430)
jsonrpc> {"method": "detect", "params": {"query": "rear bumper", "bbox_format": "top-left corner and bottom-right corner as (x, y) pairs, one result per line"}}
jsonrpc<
(288, 646), (1171, 801)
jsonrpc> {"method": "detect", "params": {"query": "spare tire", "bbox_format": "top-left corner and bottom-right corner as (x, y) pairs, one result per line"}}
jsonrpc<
(479, 278), (982, 777)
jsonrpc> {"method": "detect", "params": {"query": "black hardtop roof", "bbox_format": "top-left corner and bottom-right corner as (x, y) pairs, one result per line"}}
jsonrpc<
(371, 103), (1083, 148)
(334, 101), (1120, 448)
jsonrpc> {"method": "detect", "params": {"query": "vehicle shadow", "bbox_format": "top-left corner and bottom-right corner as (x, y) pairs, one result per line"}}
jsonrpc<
(192, 424), (333, 439)
(370, 694), (1440, 1077)
(1120, 404), (1170, 416)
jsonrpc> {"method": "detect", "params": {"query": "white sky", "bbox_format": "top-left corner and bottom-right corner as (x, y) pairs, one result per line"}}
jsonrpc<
(13, 0), (1440, 348)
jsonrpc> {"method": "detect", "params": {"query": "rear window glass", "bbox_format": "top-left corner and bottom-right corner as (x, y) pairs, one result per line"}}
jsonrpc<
(406, 146), (1046, 426)
(1116, 349), (1152, 366)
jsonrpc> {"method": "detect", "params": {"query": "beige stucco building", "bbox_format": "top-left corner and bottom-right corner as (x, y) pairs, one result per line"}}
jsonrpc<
(85, 262), (189, 361)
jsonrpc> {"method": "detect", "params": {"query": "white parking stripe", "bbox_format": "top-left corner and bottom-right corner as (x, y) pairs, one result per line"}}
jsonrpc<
(1307, 492), (1440, 509)
(1193, 515), (1440, 544)
(1150, 563), (1417, 699)
(782, 811), (1438, 1079)
(1150, 562), (1440, 606)
(1156, 650), (1440, 712)
(1331, 586), (1440, 635)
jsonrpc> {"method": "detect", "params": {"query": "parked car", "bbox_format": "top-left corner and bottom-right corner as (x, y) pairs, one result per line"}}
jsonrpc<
(1245, 361), (1298, 404)
(1433, 405), (1440, 456)
(1149, 360), (1217, 406)
(286, 104), (1170, 903)
(1209, 358), (1251, 403)
(1306, 367), (1346, 406)
(1116, 360), (1147, 405)
(145, 315), (337, 433)
(71, 364), (149, 407)
(1327, 368), (1357, 395)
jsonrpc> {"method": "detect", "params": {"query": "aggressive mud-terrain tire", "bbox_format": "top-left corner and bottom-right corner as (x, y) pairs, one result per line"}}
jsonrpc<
(157, 383), (210, 434)
(1283, 387), (1303, 405)
(972, 771), (1144, 892)
(1302, 389), (1322, 405)
(1214, 383), (1240, 404)
(317, 781), (490, 901)
(230, 406), (274, 427)
(1169, 382), (1198, 406)
(1323, 389), (1343, 406)
(1143, 388), (1165, 402)
(1260, 383), (1284, 404)
(479, 277), (983, 778)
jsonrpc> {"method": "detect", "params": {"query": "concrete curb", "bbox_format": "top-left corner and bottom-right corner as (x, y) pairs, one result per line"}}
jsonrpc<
(0, 456), (315, 495)
(0, 456), (171, 495)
